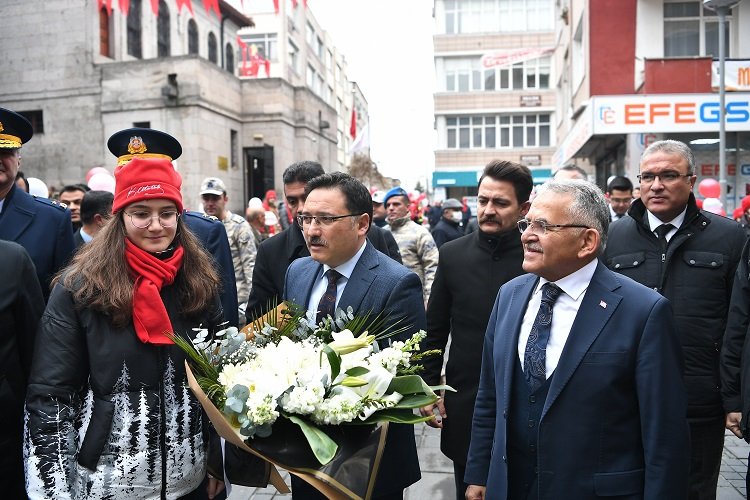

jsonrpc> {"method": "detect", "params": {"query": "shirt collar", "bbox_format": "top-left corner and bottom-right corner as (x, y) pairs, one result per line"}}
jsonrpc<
(646, 206), (687, 233)
(80, 227), (93, 243)
(536, 258), (598, 302)
(322, 240), (368, 280)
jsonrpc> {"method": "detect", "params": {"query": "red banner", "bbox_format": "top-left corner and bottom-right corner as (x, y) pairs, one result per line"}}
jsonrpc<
(97, 0), (113, 15)
(273, 0), (279, 13)
(149, 0), (159, 15)
(176, 0), (194, 15)
(350, 108), (357, 139)
(119, 0), (130, 17)
(202, 0), (220, 19)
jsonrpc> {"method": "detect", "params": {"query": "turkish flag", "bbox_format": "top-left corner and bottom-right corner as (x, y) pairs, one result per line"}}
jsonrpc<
(273, 0), (279, 13)
(149, 0), (159, 15)
(350, 108), (357, 138)
(119, 0), (130, 17)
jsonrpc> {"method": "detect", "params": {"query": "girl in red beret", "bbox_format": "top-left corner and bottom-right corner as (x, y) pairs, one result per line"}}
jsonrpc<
(25, 158), (226, 499)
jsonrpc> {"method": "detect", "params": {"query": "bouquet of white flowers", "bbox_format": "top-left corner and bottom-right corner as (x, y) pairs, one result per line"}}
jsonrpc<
(172, 303), (451, 499)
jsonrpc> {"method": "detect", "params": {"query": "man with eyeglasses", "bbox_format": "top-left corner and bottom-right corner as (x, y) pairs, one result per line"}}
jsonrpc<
(604, 139), (744, 500)
(465, 179), (689, 500)
(419, 160), (533, 500)
(284, 172), (423, 500)
(107, 127), (239, 328)
(246, 161), (401, 320)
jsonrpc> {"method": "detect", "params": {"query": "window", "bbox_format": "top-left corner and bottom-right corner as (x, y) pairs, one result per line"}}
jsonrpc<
(241, 33), (277, 61)
(127, 0), (142, 58)
(445, 0), (553, 34)
(288, 39), (299, 73)
(443, 56), (551, 91)
(157, 0), (170, 57)
(446, 113), (550, 149)
(187, 19), (199, 54)
(225, 43), (235, 73)
(306, 22), (315, 46)
(208, 32), (218, 64)
(230, 129), (238, 168)
(664, 1), (730, 57)
(99, 7), (111, 57)
(306, 64), (315, 87)
(19, 110), (44, 134)
(316, 36), (324, 59)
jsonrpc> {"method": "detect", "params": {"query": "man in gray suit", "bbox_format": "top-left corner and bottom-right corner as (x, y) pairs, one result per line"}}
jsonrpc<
(283, 172), (424, 500)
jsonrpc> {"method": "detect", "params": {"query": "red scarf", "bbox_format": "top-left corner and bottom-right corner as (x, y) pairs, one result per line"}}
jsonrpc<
(124, 239), (184, 344)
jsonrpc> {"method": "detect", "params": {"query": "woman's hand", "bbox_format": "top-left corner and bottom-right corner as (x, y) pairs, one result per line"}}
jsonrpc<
(206, 475), (225, 499)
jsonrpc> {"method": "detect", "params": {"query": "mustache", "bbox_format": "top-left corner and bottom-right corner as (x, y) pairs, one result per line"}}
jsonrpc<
(479, 216), (499, 224)
(524, 243), (543, 253)
(308, 236), (328, 246)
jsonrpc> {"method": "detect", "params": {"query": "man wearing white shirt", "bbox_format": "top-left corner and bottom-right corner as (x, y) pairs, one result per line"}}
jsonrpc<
(465, 180), (689, 500)
(604, 140), (744, 500)
(605, 175), (633, 222)
(283, 172), (423, 500)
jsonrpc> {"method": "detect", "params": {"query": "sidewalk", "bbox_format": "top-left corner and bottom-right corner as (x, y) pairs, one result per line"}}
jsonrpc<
(231, 426), (750, 499)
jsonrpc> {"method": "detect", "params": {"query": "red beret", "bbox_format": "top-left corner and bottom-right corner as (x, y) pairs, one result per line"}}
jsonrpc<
(741, 196), (750, 213)
(112, 157), (183, 213)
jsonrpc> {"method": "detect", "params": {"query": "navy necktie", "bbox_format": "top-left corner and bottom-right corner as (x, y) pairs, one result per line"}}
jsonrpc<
(316, 269), (341, 324)
(524, 282), (563, 392)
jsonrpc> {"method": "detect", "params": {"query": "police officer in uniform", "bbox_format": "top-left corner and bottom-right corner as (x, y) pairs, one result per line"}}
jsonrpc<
(107, 128), (239, 327)
(0, 107), (75, 300)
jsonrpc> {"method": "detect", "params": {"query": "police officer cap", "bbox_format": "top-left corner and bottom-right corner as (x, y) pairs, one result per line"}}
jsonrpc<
(107, 127), (182, 166)
(442, 198), (463, 210)
(0, 108), (33, 149)
(383, 187), (409, 205)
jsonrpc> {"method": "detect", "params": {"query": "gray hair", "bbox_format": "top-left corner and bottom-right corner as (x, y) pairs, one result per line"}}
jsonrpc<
(640, 139), (695, 174)
(535, 180), (609, 253)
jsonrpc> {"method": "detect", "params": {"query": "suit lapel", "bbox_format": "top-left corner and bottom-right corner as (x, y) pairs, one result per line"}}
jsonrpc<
(542, 263), (622, 419)
(339, 243), (378, 313)
(501, 275), (538, 412)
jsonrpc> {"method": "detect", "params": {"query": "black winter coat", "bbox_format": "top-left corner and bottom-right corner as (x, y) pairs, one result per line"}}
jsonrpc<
(603, 195), (744, 422)
(422, 229), (525, 464)
(25, 278), (224, 499)
(431, 218), (464, 249)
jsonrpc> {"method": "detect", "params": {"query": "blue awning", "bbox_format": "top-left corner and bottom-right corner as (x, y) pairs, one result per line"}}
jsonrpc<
(432, 171), (479, 188)
(433, 168), (554, 187)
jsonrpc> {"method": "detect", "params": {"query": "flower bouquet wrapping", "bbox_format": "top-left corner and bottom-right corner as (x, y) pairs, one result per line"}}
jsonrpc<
(173, 303), (452, 500)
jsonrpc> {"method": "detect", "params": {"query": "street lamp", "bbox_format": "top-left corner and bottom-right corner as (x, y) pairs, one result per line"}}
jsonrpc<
(703, 0), (743, 208)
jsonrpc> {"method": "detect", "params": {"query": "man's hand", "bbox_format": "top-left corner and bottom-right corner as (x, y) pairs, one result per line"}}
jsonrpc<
(419, 398), (447, 428)
(206, 476), (225, 499)
(466, 485), (486, 500)
(726, 412), (743, 438)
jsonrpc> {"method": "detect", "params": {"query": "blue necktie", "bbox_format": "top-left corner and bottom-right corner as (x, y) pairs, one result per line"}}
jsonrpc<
(524, 282), (563, 392)
(316, 269), (341, 324)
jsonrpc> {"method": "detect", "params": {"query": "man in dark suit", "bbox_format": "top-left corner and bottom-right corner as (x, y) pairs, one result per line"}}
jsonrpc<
(0, 240), (44, 499)
(605, 175), (633, 222)
(419, 160), (533, 500)
(107, 127), (239, 326)
(246, 161), (401, 319)
(465, 180), (689, 500)
(74, 190), (113, 248)
(283, 172), (422, 499)
(0, 108), (75, 300)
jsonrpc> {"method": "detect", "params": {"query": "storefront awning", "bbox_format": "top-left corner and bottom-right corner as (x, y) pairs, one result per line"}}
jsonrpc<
(432, 171), (479, 188)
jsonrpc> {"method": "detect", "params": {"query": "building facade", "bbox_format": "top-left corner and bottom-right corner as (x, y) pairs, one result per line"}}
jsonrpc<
(432, 0), (557, 200)
(0, 0), (364, 212)
(555, 0), (750, 210)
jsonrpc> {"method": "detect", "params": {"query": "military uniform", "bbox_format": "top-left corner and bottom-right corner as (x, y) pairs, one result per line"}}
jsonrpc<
(0, 108), (75, 300)
(221, 210), (256, 323)
(386, 217), (439, 303)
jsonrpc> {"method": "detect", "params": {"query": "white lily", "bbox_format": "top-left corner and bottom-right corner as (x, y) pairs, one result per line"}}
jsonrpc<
(328, 329), (376, 355)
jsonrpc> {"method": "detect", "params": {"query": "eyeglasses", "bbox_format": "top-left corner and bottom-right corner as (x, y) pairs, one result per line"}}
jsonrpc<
(517, 219), (590, 235)
(125, 210), (180, 229)
(296, 213), (364, 227)
(637, 172), (692, 184)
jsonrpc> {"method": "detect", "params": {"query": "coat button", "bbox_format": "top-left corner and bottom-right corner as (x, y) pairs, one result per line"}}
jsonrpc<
(633, 261), (638, 265)
(689, 259), (696, 264)
(711, 262), (717, 266)
(529, 395), (536, 403)
(502, 455), (507, 463)
(528, 419), (535, 428)
(615, 263), (621, 269)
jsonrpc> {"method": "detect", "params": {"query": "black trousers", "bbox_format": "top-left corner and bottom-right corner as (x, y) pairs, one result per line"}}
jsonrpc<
(291, 475), (403, 500)
(687, 417), (725, 500)
(453, 462), (469, 500)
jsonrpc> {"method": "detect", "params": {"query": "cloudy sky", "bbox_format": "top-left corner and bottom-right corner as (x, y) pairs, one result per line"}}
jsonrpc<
(309, 0), (436, 191)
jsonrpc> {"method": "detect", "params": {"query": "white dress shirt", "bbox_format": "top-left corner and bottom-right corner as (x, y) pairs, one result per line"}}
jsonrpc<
(646, 207), (686, 242)
(518, 258), (599, 378)
(307, 240), (368, 313)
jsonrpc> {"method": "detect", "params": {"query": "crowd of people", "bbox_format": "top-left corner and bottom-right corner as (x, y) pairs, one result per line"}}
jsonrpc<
(3, 102), (750, 500)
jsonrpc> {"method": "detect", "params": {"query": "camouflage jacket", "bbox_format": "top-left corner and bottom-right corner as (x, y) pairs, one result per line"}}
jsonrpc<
(221, 210), (257, 315)
(386, 217), (439, 303)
